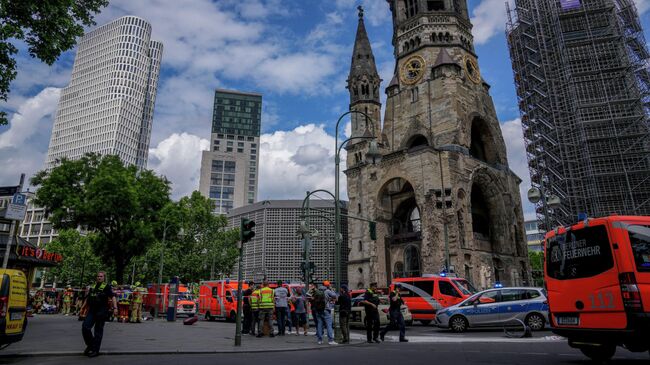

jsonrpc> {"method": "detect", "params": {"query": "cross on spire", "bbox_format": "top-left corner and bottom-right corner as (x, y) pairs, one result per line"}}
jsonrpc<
(357, 5), (364, 19)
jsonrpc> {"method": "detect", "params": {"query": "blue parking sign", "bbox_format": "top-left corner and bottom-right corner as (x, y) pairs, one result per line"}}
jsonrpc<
(11, 193), (26, 206)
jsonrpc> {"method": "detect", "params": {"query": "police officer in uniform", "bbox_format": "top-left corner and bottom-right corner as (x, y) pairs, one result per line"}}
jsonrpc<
(360, 282), (381, 343)
(81, 271), (117, 357)
(380, 283), (408, 342)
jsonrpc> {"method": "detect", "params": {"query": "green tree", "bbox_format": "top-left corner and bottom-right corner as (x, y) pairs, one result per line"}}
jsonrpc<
(44, 229), (101, 287)
(134, 192), (240, 284)
(529, 251), (545, 287)
(31, 153), (171, 283)
(0, 0), (109, 125)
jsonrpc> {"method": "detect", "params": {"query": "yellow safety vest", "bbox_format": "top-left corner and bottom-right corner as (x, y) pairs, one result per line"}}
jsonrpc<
(258, 287), (274, 309)
(132, 287), (145, 304)
(251, 289), (260, 310)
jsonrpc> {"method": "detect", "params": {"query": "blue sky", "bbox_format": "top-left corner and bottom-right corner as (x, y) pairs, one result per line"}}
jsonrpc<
(1, 0), (649, 220)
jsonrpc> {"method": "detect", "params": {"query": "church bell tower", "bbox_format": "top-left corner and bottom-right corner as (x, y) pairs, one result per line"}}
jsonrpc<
(345, 1), (529, 290)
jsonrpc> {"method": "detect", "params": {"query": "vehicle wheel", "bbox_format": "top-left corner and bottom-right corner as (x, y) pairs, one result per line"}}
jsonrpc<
(419, 320), (431, 326)
(449, 315), (468, 333)
(579, 344), (616, 363)
(205, 312), (212, 321)
(525, 313), (545, 331)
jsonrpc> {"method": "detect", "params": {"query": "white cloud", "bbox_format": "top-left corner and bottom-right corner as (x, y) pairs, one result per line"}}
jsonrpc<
(0, 87), (60, 149)
(501, 118), (536, 219)
(259, 124), (347, 200)
(148, 133), (209, 199)
(470, 0), (512, 45)
(0, 88), (61, 186)
(635, 0), (650, 13)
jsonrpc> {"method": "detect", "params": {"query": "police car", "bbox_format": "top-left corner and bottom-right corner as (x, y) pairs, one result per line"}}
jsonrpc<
(434, 287), (548, 333)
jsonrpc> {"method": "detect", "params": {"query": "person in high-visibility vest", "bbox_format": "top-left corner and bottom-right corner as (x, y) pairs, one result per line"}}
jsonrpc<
(256, 280), (275, 337)
(117, 286), (132, 323)
(63, 286), (74, 315)
(130, 282), (146, 323)
(250, 284), (261, 336)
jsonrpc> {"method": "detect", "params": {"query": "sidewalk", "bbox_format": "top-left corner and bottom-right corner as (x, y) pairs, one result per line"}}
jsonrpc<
(2, 314), (359, 357)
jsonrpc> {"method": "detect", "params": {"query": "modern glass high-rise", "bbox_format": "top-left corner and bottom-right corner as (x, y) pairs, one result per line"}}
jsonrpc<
(507, 0), (650, 228)
(199, 89), (262, 214)
(46, 15), (163, 170)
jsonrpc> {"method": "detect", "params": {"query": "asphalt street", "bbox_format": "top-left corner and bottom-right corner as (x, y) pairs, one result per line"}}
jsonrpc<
(1, 342), (648, 365)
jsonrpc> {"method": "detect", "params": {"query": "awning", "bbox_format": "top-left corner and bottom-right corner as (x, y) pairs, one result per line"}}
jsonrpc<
(0, 233), (61, 267)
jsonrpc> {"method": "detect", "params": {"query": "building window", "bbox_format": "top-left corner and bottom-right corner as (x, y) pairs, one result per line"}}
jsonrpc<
(238, 142), (244, 147)
(227, 141), (233, 146)
(209, 187), (221, 199)
(251, 143), (257, 148)
(226, 147), (233, 152)
(224, 161), (236, 173)
(238, 136), (244, 141)
(211, 160), (223, 171)
(227, 135), (234, 140)
(411, 87), (418, 102)
(237, 148), (244, 153)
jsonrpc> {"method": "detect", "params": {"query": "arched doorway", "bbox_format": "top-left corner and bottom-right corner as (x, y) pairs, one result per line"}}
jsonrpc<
(378, 177), (422, 280)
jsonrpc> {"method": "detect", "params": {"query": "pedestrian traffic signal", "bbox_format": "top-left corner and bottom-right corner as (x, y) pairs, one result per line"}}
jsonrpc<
(240, 218), (256, 243)
(369, 221), (377, 240)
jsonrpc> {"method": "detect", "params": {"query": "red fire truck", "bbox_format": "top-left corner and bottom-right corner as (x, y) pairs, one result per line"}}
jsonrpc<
(144, 284), (196, 317)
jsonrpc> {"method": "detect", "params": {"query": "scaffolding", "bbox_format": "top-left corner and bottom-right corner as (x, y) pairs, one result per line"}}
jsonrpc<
(506, 0), (650, 229)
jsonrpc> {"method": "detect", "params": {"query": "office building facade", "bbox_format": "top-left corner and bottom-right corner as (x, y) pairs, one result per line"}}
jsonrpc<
(227, 200), (348, 284)
(46, 15), (163, 170)
(507, 0), (650, 228)
(199, 90), (261, 214)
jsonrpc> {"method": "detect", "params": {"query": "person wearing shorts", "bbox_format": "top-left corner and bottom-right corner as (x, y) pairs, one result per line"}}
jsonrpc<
(292, 287), (309, 335)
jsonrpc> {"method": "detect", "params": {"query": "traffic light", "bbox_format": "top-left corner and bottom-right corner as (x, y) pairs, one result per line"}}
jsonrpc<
(240, 218), (256, 243)
(369, 221), (377, 240)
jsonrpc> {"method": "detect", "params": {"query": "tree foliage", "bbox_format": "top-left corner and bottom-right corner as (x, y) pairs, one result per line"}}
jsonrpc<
(44, 229), (101, 287)
(529, 250), (545, 287)
(31, 153), (171, 283)
(129, 192), (240, 284)
(0, 0), (108, 125)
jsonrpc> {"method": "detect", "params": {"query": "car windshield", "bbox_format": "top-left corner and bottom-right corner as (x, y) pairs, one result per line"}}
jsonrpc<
(452, 279), (476, 295)
(178, 294), (193, 301)
(628, 225), (650, 272)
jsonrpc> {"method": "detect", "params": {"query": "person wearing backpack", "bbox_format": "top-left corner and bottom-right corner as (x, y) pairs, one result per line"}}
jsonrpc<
(308, 283), (336, 345)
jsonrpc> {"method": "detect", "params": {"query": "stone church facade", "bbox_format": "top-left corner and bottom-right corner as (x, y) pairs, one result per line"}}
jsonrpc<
(345, 1), (530, 290)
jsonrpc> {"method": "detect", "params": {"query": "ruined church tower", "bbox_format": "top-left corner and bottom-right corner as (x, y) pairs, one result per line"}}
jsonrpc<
(345, 1), (529, 290)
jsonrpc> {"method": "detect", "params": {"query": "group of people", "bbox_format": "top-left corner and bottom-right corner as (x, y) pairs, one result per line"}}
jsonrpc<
(240, 280), (408, 345)
(112, 281), (147, 323)
(31, 286), (85, 315)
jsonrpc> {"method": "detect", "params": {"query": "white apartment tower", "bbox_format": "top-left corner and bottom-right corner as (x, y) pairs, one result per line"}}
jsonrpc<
(46, 15), (163, 169)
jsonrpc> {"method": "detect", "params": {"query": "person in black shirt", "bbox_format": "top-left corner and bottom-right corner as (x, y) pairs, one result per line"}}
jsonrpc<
(360, 282), (381, 343)
(81, 271), (117, 357)
(337, 285), (352, 343)
(380, 283), (408, 342)
(242, 281), (254, 335)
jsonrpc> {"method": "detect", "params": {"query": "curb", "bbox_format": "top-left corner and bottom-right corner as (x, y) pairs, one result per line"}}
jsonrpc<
(0, 341), (367, 358)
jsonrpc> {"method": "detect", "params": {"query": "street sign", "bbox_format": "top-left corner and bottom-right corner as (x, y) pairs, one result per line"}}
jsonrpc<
(11, 193), (26, 206)
(0, 186), (18, 197)
(4, 203), (27, 221)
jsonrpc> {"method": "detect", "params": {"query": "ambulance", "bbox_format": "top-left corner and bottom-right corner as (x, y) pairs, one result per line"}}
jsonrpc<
(198, 280), (248, 321)
(145, 283), (196, 317)
(544, 216), (650, 361)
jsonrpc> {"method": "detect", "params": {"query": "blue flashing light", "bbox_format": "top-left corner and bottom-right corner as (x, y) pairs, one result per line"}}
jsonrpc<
(494, 282), (503, 288)
(225, 279), (230, 284)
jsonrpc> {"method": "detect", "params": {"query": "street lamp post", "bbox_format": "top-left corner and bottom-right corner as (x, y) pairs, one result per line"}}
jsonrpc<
(155, 221), (169, 319)
(527, 186), (561, 232)
(333, 110), (382, 342)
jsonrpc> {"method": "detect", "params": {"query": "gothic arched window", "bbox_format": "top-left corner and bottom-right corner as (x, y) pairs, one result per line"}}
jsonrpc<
(404, 245), (421, 277)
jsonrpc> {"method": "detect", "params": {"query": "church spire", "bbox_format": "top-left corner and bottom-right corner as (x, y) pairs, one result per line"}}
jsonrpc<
(347, 5), (381, 107)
